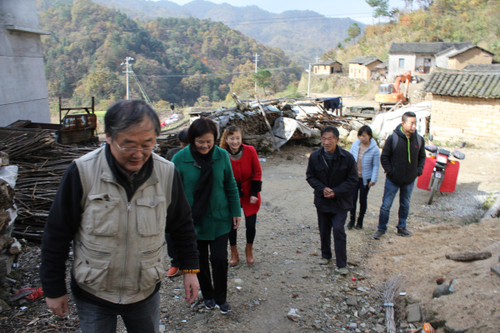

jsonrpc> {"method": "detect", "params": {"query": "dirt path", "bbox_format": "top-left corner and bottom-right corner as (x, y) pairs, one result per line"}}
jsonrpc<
(3, 143), (500, 333)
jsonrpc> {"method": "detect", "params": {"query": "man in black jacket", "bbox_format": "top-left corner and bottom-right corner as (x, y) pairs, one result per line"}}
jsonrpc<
(373, 111), (426, 240)
(306, 126), (358, 275)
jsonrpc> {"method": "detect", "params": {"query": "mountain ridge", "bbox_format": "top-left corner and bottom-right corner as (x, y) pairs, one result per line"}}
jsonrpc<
(93, 0), (364, 65)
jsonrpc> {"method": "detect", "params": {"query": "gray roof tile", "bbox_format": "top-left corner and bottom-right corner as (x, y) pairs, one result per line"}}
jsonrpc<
(423, 70), (500, 98)
(348, 56), (380, 66)
(389, 42), (472, 54)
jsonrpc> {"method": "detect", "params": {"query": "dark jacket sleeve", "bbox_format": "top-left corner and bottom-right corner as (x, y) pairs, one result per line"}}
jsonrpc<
(165, 169), (199, 270)
(40, 162), (83, 299)
(331, 152), (358, 197)
(306, 151), (327, 193)
(417, 135), (426, 176)
(380, 134), (393, 175)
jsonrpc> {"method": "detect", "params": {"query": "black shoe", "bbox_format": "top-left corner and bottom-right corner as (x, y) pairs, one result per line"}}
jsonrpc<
(397, 227), (413, 237)
(355, 224), (363, 230)
(372, 230), (385, 240)
(205, 299), (216, 310)
(356, 217), (364, 229)
(347, 220), (355, 230)
(216, 302), (232, 314)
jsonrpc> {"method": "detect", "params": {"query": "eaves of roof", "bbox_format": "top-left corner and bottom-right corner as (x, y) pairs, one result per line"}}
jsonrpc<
(422, 71), (500, 98)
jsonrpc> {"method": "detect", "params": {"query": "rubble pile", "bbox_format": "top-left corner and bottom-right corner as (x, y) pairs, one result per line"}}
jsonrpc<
(159, 95), (359, 155)
(0, 130), (94, 241)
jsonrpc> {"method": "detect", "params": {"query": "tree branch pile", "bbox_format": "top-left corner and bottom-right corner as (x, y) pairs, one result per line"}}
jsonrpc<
(0, 130), (95, 241)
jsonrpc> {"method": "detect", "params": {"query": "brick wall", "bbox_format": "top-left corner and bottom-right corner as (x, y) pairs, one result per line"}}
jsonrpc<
(431, 95), (500, 139)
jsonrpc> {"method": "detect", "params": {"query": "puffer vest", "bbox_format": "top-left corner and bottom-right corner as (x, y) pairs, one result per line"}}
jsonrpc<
(73, 147), (174, 304)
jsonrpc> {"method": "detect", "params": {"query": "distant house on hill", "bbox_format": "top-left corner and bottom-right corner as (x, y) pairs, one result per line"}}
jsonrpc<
(0, 0), (51, 126)
(422, 69), (500, 140)
(348, 57), (382, 80)
(312, 60), (342, 75)
(388, 42), (494, 81)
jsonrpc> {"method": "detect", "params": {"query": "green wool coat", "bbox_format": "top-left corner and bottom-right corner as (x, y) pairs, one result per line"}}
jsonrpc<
(172, 145), (241, 240)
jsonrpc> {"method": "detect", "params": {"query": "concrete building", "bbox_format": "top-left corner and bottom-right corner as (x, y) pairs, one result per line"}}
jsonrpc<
(0, 0), (51, 126)
(388, 42), (494, 81)
(312, 60), (342, 75)
(348, 56), (382, 80)
(422, 69), (500, 140)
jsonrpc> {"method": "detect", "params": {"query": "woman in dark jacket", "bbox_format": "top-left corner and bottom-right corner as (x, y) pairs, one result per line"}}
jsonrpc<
(220, 126), (262, 266)
(172, 118), (241, 314)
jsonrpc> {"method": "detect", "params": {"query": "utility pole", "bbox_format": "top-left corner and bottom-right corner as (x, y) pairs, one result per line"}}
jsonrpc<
(254, 53), (259, 93)
(121, 56), (134, 100)
(307, 63), (312, 98)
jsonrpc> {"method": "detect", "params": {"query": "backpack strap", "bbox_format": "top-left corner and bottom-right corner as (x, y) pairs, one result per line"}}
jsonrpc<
(392, 131), (423, 153)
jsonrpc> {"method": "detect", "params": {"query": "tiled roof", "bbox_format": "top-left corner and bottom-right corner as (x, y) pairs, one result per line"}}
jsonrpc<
(348, 56), (380, 66)
(389, 42), (472, 54)
(312, 60), (342, 66)
(463, 64), (500, 72)
(443, 45), (495, 58)
(422, 71), (500, 98)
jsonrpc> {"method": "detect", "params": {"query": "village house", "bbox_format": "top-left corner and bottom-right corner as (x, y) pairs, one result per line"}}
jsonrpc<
(422, 68), (500, 140)
(0, 0), (51, 126)
(348, 56), (382, 80)
(388, 42), (494, 81)
(312, 60), (342, 75)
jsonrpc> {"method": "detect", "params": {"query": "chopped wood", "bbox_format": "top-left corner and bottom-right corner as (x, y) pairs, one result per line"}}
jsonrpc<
(445, 251), (492, 262)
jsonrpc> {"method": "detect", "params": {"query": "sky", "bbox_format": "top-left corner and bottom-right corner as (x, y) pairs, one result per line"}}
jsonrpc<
(158, 0), (406, 25)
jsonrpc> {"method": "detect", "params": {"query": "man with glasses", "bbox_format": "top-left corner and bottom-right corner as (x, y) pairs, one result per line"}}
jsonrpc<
(40, 100), (199, 333)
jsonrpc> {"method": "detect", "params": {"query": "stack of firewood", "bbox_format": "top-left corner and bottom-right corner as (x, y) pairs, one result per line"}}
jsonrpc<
(0, 130), (95, 241)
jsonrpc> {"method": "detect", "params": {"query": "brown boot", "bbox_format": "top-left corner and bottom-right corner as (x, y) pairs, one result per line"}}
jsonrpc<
(245, 243), (255, 265)
(230, 246), (239, 266)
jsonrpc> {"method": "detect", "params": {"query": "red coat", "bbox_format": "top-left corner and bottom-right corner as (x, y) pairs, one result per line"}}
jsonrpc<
(229, 144), (262, 217)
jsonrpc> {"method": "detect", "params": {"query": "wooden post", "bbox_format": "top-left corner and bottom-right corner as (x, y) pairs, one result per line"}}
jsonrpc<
(255, 96), (283, 157)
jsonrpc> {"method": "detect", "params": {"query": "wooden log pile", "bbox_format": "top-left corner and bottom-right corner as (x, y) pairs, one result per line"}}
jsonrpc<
(0, 130), (95, 241)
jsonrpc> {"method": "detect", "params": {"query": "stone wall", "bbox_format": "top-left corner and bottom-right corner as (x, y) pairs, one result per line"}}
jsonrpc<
(430, 95), (500, 139)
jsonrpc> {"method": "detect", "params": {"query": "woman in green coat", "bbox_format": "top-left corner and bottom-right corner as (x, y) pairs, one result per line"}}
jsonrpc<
(172, 118), (241, 314)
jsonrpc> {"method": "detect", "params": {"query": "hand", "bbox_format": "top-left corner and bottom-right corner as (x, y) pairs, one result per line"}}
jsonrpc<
(249, 196), (258, 204)
(183, 273), (200, 304)
(233, 217), (241, 229)
(368, 182), (376, 187)
(323, 187), (333, 198)
(45, 295), (69, 318)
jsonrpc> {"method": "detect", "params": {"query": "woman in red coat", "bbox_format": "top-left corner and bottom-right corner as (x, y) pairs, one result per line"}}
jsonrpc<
(220, 126), (262, 265)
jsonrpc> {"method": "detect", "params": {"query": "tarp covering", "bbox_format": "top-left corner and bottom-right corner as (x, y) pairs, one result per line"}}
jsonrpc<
(371, 101), (431, 140)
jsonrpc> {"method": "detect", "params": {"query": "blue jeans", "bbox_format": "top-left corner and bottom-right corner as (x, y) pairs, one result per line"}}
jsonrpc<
(378, 178), (415, 232)
(75, 292), (160, 333)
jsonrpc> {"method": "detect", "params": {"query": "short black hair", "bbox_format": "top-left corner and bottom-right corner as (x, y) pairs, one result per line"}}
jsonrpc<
(402, 111), (417, 123)
(188, 117), (218, 146)
(321, 126), (339, 139)
(178, 129), (188, 144)
(357, 125), (373, 138)
(105, 100), (160, 140)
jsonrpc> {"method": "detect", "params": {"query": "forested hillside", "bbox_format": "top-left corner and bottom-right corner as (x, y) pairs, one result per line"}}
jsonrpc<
(323, 0), (500, 66)
(92, 0), (361, 66)
(36, 0), (302, 107)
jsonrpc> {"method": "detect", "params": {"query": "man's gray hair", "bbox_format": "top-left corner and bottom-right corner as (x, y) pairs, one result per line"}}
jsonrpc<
(105, 100), (161, 140)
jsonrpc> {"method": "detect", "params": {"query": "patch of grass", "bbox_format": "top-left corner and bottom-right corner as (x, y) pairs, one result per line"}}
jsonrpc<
(483, 192), (497, 210)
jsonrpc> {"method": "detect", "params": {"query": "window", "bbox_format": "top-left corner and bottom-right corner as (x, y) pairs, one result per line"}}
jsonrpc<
(399, 58), (405, 68)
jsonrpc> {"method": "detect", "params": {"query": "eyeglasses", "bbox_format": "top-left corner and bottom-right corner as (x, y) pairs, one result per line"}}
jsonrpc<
(115, 141), (158, 153)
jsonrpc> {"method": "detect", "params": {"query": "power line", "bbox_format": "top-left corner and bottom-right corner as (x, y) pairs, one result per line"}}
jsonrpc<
(133, 66), (303, 79)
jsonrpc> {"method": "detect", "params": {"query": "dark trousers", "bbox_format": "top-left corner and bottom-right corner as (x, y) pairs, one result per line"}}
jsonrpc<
(229, 213), (257, 246)
(165, 233), (179, 267)
(197, 233), (229, 305)
(316, 210), (348, 268)
(350, 178), (371, 222)
(75, 291), (160, 333)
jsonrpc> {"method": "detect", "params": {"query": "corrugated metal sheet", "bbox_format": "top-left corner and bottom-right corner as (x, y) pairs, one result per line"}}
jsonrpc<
(422, 72), (500, 98)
